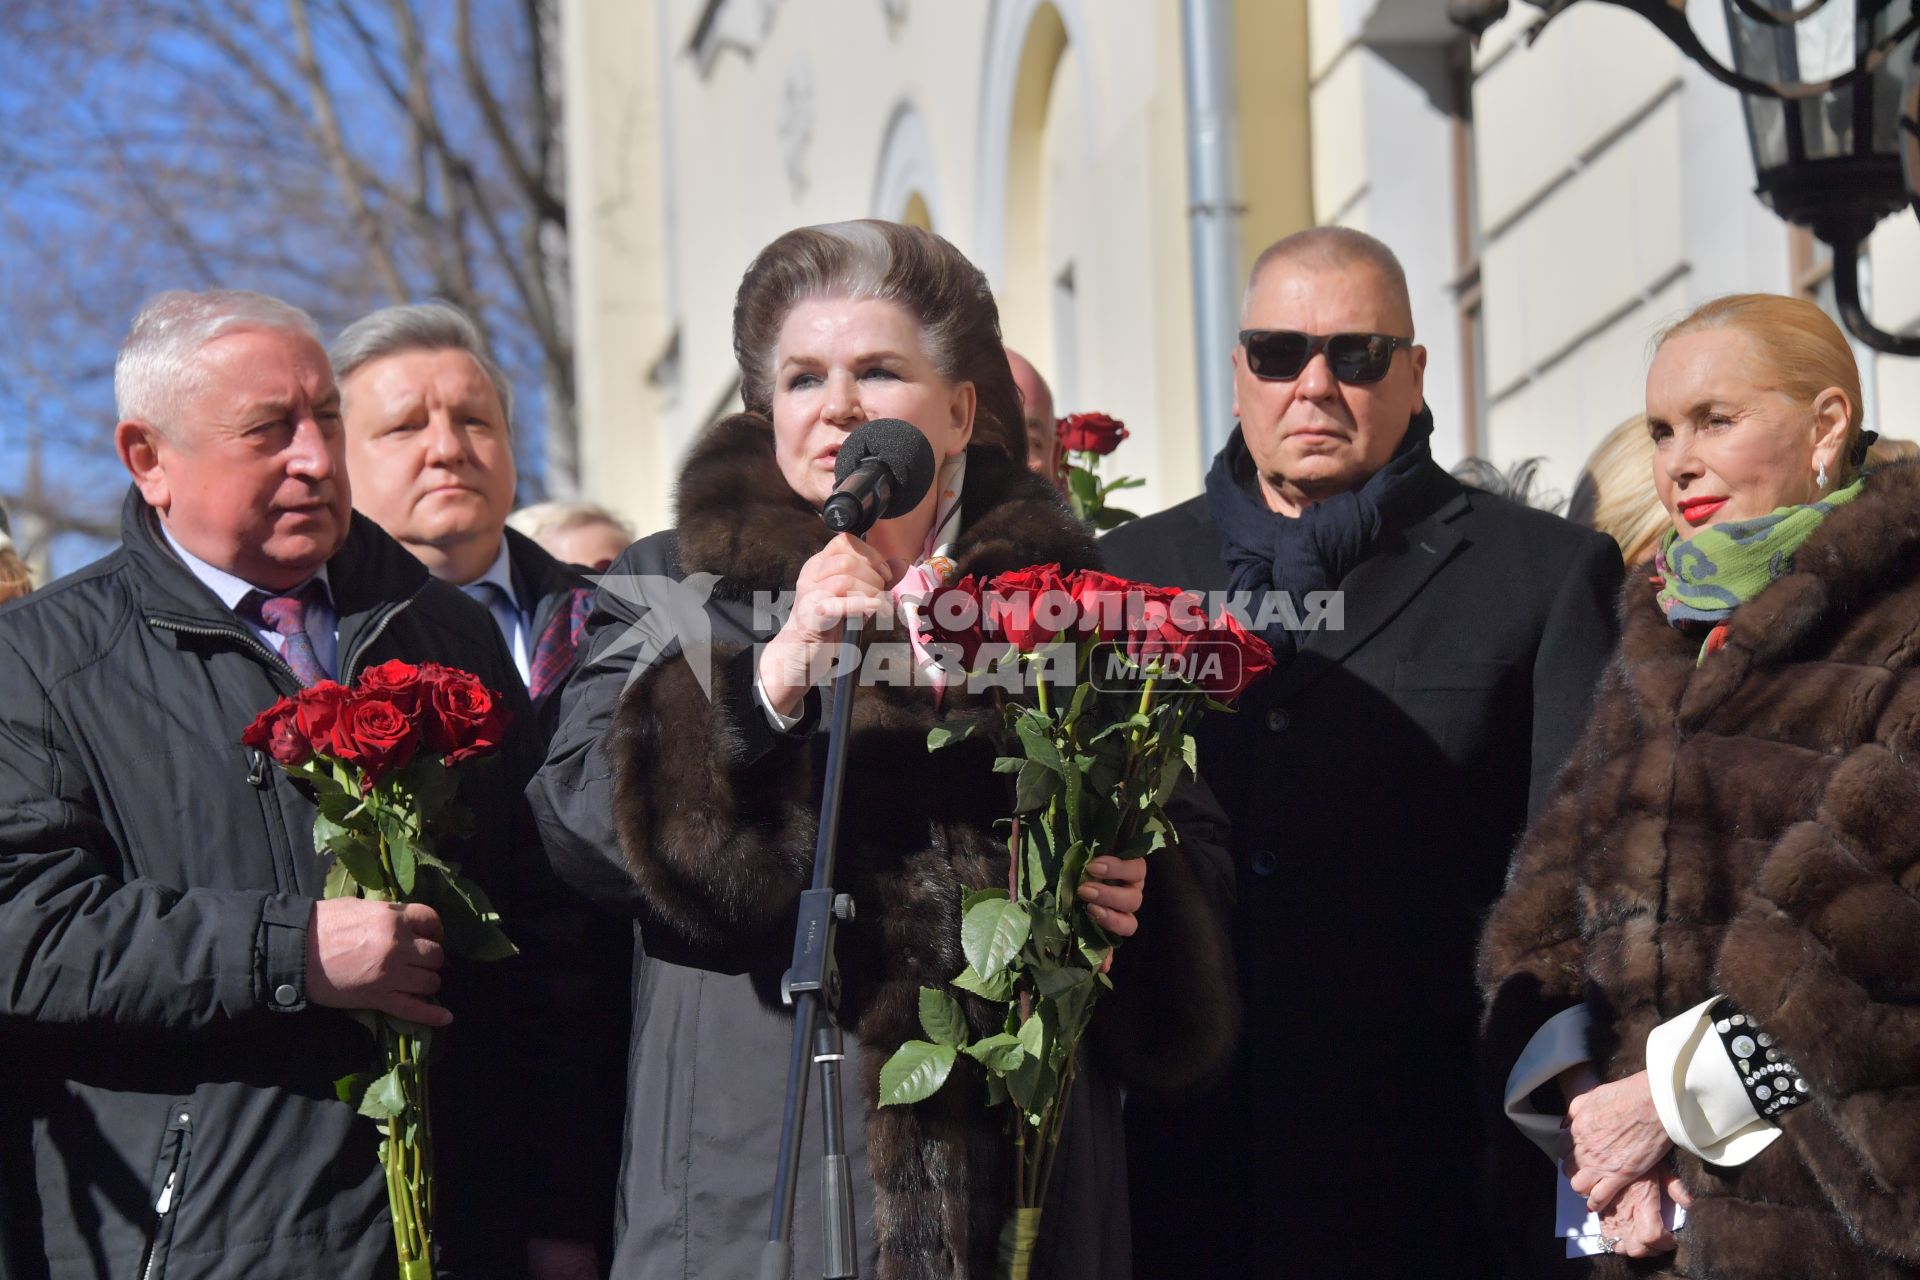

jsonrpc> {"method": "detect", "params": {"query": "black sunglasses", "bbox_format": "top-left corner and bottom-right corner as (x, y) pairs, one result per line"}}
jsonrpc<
(1238, 329), (1414, 385)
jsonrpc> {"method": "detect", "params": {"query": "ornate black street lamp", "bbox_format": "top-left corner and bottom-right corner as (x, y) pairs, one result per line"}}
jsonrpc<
(1450, 0), (1920, 356)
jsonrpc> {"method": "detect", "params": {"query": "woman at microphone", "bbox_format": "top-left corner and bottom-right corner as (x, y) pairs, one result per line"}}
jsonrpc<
(530, 220), (1235, 1279)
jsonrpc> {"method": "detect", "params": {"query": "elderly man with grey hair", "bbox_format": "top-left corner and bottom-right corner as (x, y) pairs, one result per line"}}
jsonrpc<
(0, 288), (606, 1279)
(334, 303), (597, 722)
(1101, 228), (1624, 1278)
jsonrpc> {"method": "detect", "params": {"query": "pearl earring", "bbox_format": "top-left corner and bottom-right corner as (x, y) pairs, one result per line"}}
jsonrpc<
(1817, 460), (1829, 490)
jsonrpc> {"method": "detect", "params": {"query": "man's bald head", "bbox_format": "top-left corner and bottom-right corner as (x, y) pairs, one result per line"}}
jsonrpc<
(1005, 346), (1059, 480)
(1242, 227), (1415, 337)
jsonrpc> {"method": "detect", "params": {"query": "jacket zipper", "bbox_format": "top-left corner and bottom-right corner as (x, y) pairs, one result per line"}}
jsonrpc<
(138, 1105), (193, 1280)
(339, 593), (417, 682)
(145, 618), (300, 687)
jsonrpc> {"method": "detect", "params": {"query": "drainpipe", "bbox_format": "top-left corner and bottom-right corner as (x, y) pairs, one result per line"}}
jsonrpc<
(1181, 0), (1245, 469)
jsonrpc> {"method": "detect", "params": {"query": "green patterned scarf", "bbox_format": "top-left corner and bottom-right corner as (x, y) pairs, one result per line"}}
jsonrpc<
(1656, 475), (1867, 647)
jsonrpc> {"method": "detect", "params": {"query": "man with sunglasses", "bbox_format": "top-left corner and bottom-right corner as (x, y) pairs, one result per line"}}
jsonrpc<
(1104, 227), (1623, 1278)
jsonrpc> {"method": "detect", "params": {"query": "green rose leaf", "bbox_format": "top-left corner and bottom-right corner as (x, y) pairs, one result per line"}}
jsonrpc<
(1180, 732), (1199, 778)
(333, 1071), (375, 1107)
(962, 898), (1031, 981)
(960, 887), (1010, 915)
(918, 987), (968, 1048)
(1067, 465), (1100, 510)
(314, 814), (385, 891)
(927, 723), (975, 753)
(1007, 1047), (1054, 1113)
(322, 858), (356, 901)
(963, 1032), (1027, 1072)
(414, 863), (518, 962)
(1090, 506), (1140, 531)
(356, 1065), (408, 1120)
(375, 810), (420, 896)
(1015, 718), (1065, 776)
(1034, 965), (1094, 999)
(877, 1040), (957, 1107)
(993, 755), (1025, 774)
(1014, 759), (1059, 814)
(1153, 749), (1186, 807)
(1016, 1012), (1046, 1059)
(949, 963), (1016, 1002)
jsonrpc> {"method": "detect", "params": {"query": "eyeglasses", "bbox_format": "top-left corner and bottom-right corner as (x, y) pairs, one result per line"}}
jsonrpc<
(1238, 329), (1414, 385)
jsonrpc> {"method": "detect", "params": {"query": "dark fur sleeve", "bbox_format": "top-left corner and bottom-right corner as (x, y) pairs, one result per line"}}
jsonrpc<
(608, 643), (819, 947)
(1714, 741), (1920, 1261)
(1093, 775), (1240, 1092)
(1479, 658), (1642, 1072)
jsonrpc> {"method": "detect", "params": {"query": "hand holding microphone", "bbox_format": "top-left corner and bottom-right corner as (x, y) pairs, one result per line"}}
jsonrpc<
(759, 420), (936, 717)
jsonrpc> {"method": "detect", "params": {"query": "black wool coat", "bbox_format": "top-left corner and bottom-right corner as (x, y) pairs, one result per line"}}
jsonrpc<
(0, 489), (606, 1280)
(529, 414), (1238, 1280)
(1480, 458), (1920, 1280)
(1099, 458), (1624, 1278)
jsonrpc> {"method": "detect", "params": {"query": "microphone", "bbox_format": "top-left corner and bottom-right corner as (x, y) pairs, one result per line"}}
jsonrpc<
(822, 419), (937, 536)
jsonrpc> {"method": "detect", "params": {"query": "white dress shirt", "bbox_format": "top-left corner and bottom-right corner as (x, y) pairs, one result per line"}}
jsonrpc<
(459, 537), (531, 685)
(162, 525), (339, 680)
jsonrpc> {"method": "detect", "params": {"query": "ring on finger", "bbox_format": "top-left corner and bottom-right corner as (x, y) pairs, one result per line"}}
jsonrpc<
(1600, 1236), (1620, 1254)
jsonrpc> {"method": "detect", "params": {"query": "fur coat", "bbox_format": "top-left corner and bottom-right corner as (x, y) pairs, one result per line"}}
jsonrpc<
(605, 414), (1239, 1279)
(1479, 459), (1920, 1279)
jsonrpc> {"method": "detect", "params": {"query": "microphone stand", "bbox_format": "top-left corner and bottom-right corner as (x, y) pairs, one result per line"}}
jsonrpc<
(761, 616), (863, 1280)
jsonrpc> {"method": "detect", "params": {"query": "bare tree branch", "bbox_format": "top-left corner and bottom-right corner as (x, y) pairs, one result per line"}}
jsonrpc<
(457, 0), (566, 227)
(286, 0), (409, 303)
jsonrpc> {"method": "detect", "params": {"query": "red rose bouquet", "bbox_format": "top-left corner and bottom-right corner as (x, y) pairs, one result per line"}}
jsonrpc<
(880, 566), (1272, 1276)
(1056, 412), (1143, 530)
(242, 661), (516, 1280)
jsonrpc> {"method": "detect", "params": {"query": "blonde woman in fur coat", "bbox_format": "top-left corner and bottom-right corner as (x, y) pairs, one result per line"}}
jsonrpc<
(529, 221), (1236, 1280)
(1480, 293), (1920, 1279)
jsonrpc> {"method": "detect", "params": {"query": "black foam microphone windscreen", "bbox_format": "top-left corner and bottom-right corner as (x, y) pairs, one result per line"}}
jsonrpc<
(823, 419), (937, 534)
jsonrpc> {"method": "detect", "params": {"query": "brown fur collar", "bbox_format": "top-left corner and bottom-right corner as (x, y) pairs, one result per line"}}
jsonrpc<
(673, 412), (1097, 595)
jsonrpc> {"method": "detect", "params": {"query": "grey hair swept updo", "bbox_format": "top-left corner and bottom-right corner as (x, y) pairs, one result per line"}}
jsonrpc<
(731, 220), (1023, 460)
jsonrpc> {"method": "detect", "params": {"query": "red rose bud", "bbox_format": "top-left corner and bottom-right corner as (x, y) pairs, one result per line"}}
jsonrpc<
(923, 574), (994, 672)
(1065, 570), (1184, 641)
(293, 682), (354, 755)
(1124, 591), (1212, 666)
(423, 667), (510, 765)
(242, 695), (312, 766)
(1198, 610), (1276, 700)
(357, 659), (428, 714)
(328, 695), (420, 784)
(1057, 412), (1129, 456)
(985, 564), (1076, 652)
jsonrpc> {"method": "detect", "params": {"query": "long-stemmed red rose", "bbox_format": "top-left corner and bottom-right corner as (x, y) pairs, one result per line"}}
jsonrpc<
(242, 661), (516, 1280)
(883, 565), (1272, 1278)
(1056, 411), (1144, 531)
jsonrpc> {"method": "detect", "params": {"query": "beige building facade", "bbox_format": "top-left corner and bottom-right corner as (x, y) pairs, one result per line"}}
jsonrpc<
(565, 0), (1920, 534)
(563, 0), (1313, 534)
(1310, 0), (1920, 502)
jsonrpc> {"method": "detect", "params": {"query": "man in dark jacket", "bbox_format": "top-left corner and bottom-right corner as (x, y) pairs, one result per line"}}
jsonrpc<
(1101, 229), (1624, 1278)
(0, 290), (602, 1280)
(334, 303), (628, 1269)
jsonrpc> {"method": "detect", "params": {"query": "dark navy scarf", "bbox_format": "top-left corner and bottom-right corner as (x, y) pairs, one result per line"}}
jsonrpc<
(1204, 407), (1436, 656)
